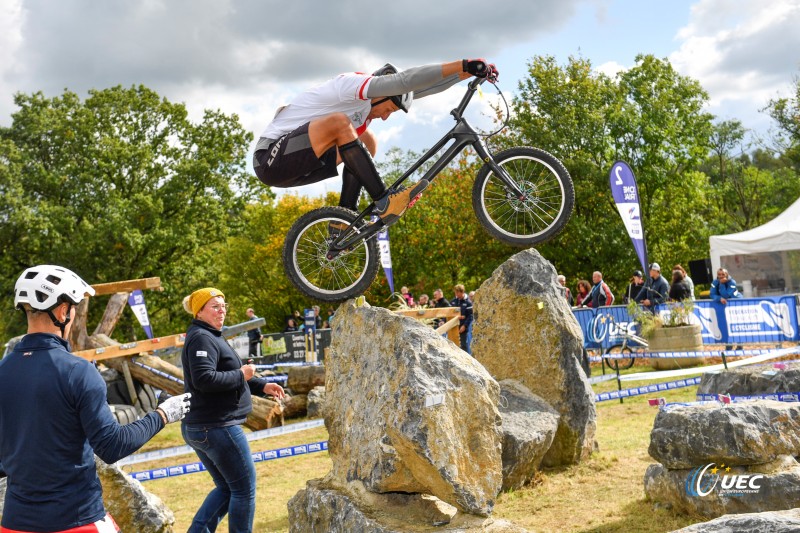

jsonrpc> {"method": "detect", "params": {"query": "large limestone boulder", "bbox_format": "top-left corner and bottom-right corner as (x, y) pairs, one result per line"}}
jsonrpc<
(671, 508), (800, 532)
(471, 248), (596, 466)
(498, 380), (560, 491)
(96, 457), (175, 532)
(322, 300), (503, 516)
(288, 479), (528, 533)
(644, 457), (800, 518)
(698, 362), (800, 396)
(649, 401), (800, 469)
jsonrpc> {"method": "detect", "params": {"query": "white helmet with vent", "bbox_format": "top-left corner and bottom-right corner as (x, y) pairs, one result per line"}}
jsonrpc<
(14, 264), (95, 311)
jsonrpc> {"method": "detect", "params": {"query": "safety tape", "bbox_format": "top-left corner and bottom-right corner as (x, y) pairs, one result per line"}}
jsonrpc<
(117, 419), (326, 466)
(595, 377), (702, 403)
(588, 374), (618, 385)
(618, 347), (800, 382)
(255, 362), (323, 369)
(129, 441), (328, 482)
(696, 392), (800, 403)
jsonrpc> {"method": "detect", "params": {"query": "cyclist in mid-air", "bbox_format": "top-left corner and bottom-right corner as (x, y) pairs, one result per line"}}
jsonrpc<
(252, 59), (498, 230)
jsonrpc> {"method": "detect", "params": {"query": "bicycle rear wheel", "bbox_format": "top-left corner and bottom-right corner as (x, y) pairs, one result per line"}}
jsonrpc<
(604, 345), (635, 371)
(283, 206), (379, 302)
(472, 147), (574, 246)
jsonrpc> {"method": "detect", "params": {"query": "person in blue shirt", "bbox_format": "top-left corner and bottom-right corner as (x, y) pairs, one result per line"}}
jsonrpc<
(635, 263), (670, 312)
(451, 284), (473, 353)
(710, 268), (743, 304)
(0, 265), (191, 533)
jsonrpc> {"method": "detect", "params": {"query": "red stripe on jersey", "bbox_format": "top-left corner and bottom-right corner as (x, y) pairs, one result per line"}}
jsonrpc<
(356, 119), (371, 136)
(358, 77), (372, 100)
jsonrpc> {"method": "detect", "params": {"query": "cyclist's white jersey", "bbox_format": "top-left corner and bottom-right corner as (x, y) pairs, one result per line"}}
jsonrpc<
(260, 73), (375, 141)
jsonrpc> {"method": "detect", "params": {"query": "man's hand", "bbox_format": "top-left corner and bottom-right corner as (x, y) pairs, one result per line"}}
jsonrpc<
(241, 364), (256, 381)
(157, 393), (192, 424)
(643, 299), (651, 307)
(459, 325), (466, 333)
(264, 382), (285, 400)
(721, 298), (728, 305)
(463, 59), (499, 81)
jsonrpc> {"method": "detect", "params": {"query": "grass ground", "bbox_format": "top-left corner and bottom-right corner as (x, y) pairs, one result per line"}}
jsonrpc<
(128, 353), (793, 532)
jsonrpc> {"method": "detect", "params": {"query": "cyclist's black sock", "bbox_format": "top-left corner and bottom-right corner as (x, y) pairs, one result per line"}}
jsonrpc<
(338, 140), (386, 200)
(338, 167), (362, 211)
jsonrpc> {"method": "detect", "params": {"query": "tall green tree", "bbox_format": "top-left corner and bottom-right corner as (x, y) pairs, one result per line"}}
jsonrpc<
(505, 54), (714, 291)
(0, 85), (259, 338)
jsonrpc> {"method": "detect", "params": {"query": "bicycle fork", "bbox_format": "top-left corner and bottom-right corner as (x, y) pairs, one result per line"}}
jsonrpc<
(472, 140), (528, 200)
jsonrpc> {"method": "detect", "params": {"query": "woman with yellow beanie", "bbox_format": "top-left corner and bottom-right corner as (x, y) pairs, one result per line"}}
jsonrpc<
(179, 288), (284, 532)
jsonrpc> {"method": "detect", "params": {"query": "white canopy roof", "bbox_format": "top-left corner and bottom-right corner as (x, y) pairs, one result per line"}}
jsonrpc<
(710, 196), (800, 272)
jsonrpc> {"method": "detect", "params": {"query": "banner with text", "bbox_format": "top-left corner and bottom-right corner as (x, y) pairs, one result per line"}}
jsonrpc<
(127, 289), (154, 339)
(609, 161), (648, 274)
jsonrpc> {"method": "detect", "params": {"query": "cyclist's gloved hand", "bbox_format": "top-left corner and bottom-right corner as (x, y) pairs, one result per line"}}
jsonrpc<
(485, 63), (499, 83)
(463, 58), (490, 77)
(157, 392), (192, 424)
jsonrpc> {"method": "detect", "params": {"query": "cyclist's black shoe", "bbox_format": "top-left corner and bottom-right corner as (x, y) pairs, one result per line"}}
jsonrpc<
(373, 180), (429, 227)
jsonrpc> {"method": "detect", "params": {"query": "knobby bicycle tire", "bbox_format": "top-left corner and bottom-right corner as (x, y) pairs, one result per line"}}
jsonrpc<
(604, 345), (635, 371)
(472, 147), (574, 246)
(283, 206), (379, 302)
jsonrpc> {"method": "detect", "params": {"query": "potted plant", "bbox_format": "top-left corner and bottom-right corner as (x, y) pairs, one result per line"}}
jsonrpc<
(628, 300), (704, 370)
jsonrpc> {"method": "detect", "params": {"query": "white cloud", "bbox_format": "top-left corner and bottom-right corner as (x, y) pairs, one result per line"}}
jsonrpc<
(670, 0), (800, 113)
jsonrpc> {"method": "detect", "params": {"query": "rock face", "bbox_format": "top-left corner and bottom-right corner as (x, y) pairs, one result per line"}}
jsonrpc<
(498, 380), (560, 491)
(0, 461), (173, 531)
(287, 365), (326, 394)
(288, 479), (528, 533)
(322, 301), (503, 516)
(306, 385), (326, 419)
(698, 362), (800, 396)
(672, 508), (800, 533)
(645, 400), (800, 518)
(96, 457), (175, 532)
(645, 458), (800, 518)
(471, 248), (596, 466)
(649, 401), (800, 469)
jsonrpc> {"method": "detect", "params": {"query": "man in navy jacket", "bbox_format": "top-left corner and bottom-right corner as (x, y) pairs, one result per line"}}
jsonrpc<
(0, 265), (190, 532)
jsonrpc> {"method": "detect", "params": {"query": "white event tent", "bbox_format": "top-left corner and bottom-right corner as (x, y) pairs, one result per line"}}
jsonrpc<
(709, 196), (800, 296)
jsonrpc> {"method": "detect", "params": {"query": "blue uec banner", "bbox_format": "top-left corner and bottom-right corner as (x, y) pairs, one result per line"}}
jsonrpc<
(574, 295), (800, 349)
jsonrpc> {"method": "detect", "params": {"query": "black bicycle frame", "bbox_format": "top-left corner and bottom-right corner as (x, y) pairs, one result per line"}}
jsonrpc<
(330, 78), (526, 254)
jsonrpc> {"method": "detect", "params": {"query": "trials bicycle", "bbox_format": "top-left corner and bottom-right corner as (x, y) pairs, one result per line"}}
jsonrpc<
(283, 77), (575, 302)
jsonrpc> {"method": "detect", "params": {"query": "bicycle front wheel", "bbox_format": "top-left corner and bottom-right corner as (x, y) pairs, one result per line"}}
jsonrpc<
(282, 206), (379, 302)
(604, 345), (635, 371)
(472, 147), (574, 246)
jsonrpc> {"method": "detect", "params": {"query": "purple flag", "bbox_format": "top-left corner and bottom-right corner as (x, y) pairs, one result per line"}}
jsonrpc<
(609, 161), (649, 274)
(371, 216), (395, 294)
(127, 289), (154, 339)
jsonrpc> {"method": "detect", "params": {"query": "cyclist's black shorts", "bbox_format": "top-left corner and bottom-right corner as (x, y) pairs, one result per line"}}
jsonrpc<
(253, 123), (338, 187)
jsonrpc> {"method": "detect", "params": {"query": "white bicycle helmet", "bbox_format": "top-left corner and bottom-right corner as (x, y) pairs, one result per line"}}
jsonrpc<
(371, 63), (412, 113)
(14, 264), (95, 311)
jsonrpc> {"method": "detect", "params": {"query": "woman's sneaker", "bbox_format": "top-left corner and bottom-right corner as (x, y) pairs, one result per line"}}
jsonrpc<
(373, 180), (429, 227)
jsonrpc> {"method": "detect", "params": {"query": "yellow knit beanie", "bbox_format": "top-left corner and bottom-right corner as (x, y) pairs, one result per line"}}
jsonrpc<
(183, 287), (225, 317)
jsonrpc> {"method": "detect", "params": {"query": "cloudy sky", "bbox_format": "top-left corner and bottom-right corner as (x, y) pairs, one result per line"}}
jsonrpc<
(1, 0), (798, 198)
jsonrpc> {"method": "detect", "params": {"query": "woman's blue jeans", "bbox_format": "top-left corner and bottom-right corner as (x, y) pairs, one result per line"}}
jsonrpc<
(182, 423), (256, 533)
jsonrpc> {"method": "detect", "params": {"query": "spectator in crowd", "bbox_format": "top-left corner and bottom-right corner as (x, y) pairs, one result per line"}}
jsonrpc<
(417, 293), (430, 308)
(400, 286), (415, 307)
(181, 287), (285, 532)
(321, 320), (331, 329)
(669, 269), (692, 301)
(590, 271), (615, 307)
(431, 288), (450, 328)
(0, 265), (190, 532)
(635, 263), (669, 312)
(284, 318), (299, 333)
(575, 279), (592, 307)
(451, 284), (473, 353)
(312, 305), (323, 329)
(469, 290), (476, 301)
(623, 270), (645, 304)
(710, 268), (742, 305)
(557, 274), (574, 306)
(245, 307), (264, 358)
(326, 307), (336, 325)
(711, 268), (744, 351)
(673, 264), (695, 300)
